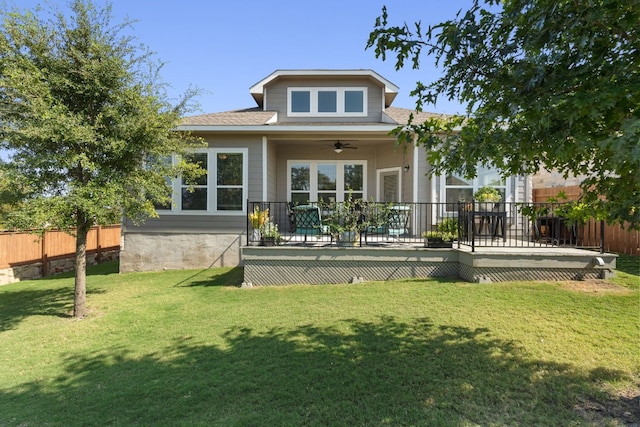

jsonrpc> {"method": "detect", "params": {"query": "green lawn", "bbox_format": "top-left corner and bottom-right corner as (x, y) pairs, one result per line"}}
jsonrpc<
(0, 256), (638, 426)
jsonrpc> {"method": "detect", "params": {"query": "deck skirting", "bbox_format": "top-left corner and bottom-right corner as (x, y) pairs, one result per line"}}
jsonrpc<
(241, 246), (616, 285)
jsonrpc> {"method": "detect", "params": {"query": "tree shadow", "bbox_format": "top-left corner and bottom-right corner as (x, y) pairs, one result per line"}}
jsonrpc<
(1, 316), (636, 425)
(616, 254), (639, 277)
(174, 266), (244, 287)
(0, 287), (74, 331)
(0, 264), (113, 331)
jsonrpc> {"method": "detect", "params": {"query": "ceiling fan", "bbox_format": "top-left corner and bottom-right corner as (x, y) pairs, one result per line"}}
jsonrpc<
(331, 141), (357, 153)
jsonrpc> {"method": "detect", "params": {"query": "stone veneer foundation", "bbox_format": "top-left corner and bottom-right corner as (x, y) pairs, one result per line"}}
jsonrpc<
(119, 232), (244, 273)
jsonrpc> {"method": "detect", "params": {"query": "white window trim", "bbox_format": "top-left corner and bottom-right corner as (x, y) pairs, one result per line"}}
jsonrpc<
(287, 160), (367, 202)
(376, 167), (402, 202)
(156, 148), (248, 215)
(439, 171), (512, 214)
(287, 87), (368, 117)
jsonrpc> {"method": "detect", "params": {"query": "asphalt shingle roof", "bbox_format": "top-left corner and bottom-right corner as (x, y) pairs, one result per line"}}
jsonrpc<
(180, 106), (450, 127)
(181, 108), (276, 126)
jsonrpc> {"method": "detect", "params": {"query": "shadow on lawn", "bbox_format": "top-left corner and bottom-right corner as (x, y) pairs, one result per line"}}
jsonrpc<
(0, 285), (108, 332)
(0, 287), (74, 331)
(0, 263), (115, 332)
(174, 266), (244, 288)
(2, 316), (637, 425)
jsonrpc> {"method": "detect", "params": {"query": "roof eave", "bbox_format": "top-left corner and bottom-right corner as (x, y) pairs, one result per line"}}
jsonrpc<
(176, 124), (399, 133)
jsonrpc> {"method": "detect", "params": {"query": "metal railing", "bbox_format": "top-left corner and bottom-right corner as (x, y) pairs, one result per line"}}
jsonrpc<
(247, 201), (604, 252)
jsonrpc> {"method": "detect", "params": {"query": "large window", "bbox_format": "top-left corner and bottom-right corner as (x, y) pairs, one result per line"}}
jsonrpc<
(157, 148), (247, 214)
(288, 161), (366, 203)
(443, 166), (507, 211)
(181, 152), (208, 211)
(287, 87), (367, 117)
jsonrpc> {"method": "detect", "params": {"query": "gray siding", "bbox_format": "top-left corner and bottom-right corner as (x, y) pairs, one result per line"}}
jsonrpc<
(265, 76), (384, 123)
(124, 214), (245, 234)
(266, 139), (278, 200)
(126, 134), (263, 234)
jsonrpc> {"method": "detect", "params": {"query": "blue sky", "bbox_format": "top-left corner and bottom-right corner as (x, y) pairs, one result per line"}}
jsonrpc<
(7, 0), (472, 116)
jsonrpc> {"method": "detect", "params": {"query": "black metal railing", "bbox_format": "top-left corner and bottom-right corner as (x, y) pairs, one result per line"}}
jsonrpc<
(246, 201), (604, 252)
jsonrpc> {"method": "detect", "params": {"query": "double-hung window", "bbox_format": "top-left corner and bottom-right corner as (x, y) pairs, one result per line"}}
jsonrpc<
(156, 148), (247, 214)
(288, 87), (367, 117)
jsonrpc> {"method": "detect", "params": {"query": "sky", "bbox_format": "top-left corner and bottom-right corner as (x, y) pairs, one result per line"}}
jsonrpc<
(6, 0), (473, 116)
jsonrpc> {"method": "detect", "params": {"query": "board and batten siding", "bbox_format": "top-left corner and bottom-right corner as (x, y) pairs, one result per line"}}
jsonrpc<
(264, 77), (385, 123)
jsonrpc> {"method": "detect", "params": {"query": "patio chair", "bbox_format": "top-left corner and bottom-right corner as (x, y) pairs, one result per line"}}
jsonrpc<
(292, 204), (324, 242)
(387, 205), (410, 239)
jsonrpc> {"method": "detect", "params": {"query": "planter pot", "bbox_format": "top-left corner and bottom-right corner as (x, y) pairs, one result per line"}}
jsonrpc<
(424, 238), (453, 248)
(475, 201), (496, 212)
(337, 230), (359, 246)
(260, 237), (277, 246)
(249, 229), (261, 245)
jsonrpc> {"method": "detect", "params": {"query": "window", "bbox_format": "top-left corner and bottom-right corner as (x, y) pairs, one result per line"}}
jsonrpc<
(159, 148), (247, 214)
(181, 153), (208, 211)
(318, 91), (337, 112)
(291, 91), (310, 113)
(287, 87), (367, 117)
(345, 90), (364, 113)
(216, 152), (244, 211)
(288, 161), (366, 203)
(150, 156), (173, 211)
(443, 165), (507, 212)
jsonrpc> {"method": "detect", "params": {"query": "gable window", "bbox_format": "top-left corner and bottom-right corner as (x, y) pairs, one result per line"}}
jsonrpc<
(291, 91), (311, 113)
(288, 161), (366, 204)
(158, 148), (247, 214)
(287, 87), (367, 117)
(345, 90), (364, 112)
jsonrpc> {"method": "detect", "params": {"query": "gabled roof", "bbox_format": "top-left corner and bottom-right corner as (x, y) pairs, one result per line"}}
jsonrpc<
(249, 69), (400, 108)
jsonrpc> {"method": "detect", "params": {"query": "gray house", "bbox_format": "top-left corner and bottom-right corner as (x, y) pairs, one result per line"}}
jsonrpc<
(119, 69), (532, 273)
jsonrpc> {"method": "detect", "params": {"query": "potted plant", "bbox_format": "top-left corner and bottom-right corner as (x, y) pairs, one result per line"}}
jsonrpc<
(474, 186), (502, 212)
(248, 205), (269, 244)
(322, 192), (365, 245)
(422, 230), (455, 248)
(259, 221), (281, 246)
(362, 201), (391, 235)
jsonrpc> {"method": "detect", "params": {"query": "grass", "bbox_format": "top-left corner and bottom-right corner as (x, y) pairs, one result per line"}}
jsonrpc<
(0, 256), (638, 426)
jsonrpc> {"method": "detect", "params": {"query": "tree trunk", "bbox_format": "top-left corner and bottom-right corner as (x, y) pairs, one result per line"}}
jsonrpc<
(74, 221), (90, 319)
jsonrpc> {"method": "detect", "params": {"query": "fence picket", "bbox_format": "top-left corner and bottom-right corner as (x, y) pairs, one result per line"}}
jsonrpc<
(0, 225), (121, 269)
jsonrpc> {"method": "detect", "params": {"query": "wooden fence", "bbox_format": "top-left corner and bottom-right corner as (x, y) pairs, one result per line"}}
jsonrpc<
(533, 187), (639, 255)
(0, 225), (121, 270)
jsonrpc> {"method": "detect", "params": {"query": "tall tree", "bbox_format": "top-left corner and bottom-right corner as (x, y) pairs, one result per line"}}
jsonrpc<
(367, 0), (639, 228)
(0, 1), (201, 318)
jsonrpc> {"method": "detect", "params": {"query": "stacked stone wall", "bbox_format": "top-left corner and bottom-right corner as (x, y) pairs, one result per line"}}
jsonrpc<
(0, 249), (119, 285)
